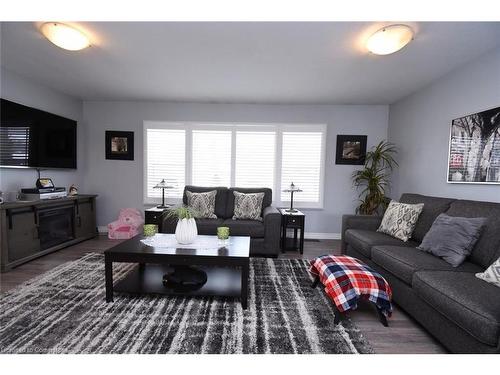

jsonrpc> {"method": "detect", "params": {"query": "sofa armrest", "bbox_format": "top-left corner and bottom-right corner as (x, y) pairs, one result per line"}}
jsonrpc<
(341, 214), (383, 253)
(263, 206), (281, 255)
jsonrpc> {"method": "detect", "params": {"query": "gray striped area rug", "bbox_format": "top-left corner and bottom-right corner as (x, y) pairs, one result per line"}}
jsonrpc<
(0, 253), (373, 354)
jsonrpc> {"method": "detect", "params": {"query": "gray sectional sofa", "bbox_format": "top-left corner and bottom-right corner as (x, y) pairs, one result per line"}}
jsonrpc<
(162, 186), (281, 257)
(341, 193), (500, 353)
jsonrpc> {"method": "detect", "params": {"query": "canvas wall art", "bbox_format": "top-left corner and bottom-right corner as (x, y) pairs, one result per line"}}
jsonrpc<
(448, 106), (500, 184)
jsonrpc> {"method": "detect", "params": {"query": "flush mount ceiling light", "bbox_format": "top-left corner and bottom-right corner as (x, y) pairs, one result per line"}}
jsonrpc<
(40, 22), (90, 51)
(366, 24), (414, 55)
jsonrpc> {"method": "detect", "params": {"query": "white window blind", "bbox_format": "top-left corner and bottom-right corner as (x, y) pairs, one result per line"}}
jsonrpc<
(281, 131), (323, 203)
(146, 128), (185, 198)
(145, 122), (326, 208)
(235, 131), (276, 188)
(192, 130), (232, 186)
(0, 126), (30, 166)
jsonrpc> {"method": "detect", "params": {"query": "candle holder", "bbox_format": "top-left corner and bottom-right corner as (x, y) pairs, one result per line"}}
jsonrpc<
(217, 226), (230, 245)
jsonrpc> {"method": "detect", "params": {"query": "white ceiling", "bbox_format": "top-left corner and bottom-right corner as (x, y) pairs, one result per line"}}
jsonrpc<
(1, 22), (500, 104)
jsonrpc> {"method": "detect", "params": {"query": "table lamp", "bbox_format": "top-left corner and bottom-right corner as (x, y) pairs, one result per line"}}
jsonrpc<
(282, 182), (303, 213)
(153, 179), (174, 208)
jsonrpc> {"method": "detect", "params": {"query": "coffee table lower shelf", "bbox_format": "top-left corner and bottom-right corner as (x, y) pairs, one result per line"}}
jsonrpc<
(113, 264), (245, 306)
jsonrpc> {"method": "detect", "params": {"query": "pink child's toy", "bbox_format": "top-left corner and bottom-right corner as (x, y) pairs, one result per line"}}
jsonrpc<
(107, 208), (145, 239)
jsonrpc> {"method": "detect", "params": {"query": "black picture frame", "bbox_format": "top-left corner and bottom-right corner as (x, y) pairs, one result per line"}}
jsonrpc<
(105, 131), (134, 160)
(335, 135), (367, 165)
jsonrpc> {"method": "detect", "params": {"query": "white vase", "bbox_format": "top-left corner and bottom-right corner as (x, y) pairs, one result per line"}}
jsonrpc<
(175, 218), (198, 244)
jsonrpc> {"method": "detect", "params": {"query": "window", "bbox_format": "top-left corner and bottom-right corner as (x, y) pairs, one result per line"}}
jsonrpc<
(0, 126), (30, 167)
(144, 122), (326, 208)
(235, 131), (275, 188)
(281, 131), (323, 204)
(145, 127), (185, 199)
(192, 130), (232, 186)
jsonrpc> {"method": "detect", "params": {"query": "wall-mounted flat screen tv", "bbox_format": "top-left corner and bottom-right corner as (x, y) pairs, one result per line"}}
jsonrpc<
(0, 98), (77, 169)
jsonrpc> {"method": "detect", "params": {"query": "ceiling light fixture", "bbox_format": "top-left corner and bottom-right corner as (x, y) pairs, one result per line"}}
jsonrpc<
(366, 24), (414, 55)
(40, 22), (90, 51)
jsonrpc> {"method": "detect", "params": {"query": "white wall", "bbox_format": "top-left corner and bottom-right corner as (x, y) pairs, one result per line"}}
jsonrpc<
(0, 67), (85, 193)
(388, 48), (500, 202)
(82, 102), (389, 234)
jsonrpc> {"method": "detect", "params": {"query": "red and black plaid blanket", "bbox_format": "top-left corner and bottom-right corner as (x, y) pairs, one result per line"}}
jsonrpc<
(309, 255), (393, 317)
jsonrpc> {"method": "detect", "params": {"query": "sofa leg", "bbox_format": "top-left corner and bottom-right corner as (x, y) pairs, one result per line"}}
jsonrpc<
(333, 304), (343, 325)
(376, 306), (389, 327)
(311, 275), (320, 289)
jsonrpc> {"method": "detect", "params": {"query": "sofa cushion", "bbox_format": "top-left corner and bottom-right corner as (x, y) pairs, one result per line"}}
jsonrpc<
(232, 191), (265, 221)
(183, 186), (228, 218)
(372, 245), (482, 285)
(399, 193), (456, 242)
(222, 219), (265, 237)
(476, 257), (500, 288)
(227, 187), (272, 218)
(377, 200), (424, 242)
(194, 218), (225, 235)
(417, 214), (487, 267)
(413, 270), (500, 346)
(344, 229), (417, 258)
(446, 200), (500, 268)
(185, 190), (218, 219)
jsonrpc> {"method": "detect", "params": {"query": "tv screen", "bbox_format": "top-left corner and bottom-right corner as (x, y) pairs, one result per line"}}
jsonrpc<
(0, 99), (77, 169)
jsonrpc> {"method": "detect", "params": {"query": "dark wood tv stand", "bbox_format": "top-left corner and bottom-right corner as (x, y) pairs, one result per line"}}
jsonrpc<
(0, 195), (97, 272)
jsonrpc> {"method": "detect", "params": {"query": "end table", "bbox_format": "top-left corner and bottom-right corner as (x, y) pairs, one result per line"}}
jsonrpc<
(279, 208), (305, 254)
(144, 206), (170, 232)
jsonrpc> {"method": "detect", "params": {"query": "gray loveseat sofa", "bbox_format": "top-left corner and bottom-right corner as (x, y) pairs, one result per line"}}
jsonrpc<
(341, 193), (500, 353)
(162, 186), (281, 257)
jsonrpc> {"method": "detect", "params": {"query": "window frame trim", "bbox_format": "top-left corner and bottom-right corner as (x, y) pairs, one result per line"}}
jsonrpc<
(143, 121), (327, 209)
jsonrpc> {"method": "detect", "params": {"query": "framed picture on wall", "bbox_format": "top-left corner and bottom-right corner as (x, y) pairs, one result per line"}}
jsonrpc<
(105, 131), (134, 160)
(335, 135), (367, 165)
(447, 106), (500, 184)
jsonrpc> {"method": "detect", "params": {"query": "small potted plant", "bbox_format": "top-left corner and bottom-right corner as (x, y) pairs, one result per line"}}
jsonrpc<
(164, 206), (198, 244)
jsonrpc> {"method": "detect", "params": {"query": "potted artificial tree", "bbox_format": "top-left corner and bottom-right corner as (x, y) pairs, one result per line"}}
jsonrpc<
(352, 140), (398, 215)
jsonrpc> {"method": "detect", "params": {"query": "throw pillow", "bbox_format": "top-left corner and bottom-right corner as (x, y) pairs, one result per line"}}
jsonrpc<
(185, 190), (217, 219)
(232, 191), (265, 221)
(377, 200), (424, 242)
(417, 213), (487, 267)
(476, 257), (500, 288)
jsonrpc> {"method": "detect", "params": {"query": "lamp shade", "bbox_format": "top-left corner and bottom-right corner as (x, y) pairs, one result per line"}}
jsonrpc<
(40, 22), (90, 51)
(282, 182), (303, 193)
(153, 179), (174, 189)
(366, 24), (414, 55)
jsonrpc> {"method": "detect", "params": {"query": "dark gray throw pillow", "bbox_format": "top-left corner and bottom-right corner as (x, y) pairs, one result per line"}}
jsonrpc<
(417, 213), (486, 267)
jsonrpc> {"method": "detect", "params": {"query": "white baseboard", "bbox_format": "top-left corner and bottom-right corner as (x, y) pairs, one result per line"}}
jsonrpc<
(304, 232), (341, 240)
(98, 226), (340, 240)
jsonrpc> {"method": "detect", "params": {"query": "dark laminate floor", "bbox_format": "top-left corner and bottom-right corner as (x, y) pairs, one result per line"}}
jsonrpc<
(0, 235), (446, 354)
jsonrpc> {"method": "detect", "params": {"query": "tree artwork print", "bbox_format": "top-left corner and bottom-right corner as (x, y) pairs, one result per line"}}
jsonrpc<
(448, 106), (500, 184)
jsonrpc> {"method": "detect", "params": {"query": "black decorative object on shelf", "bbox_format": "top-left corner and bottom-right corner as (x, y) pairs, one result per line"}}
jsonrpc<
(335, 135), (367, 165)
(105, 131), (134, 160)
(162, 266), (208, 291)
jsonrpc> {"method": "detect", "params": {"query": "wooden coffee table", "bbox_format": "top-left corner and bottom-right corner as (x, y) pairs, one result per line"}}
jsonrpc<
(104, 234), (250, 309)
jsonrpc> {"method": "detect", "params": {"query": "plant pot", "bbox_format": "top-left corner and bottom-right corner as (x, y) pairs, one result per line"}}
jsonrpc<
(175, 218), (198, 244)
